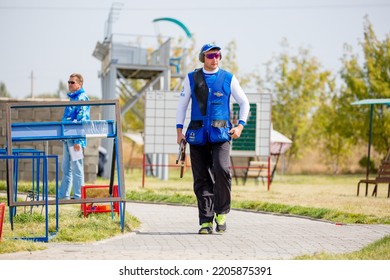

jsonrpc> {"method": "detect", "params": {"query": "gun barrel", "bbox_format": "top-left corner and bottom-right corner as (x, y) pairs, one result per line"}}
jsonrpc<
(176, 141), (183, 164)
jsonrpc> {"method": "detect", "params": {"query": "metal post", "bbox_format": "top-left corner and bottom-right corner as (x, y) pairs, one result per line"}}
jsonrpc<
(366, 104), (374, 179)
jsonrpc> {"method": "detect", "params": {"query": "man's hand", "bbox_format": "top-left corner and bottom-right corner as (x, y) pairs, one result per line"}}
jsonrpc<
(73, 143), (81, 151)
(229, 124), (244, 139)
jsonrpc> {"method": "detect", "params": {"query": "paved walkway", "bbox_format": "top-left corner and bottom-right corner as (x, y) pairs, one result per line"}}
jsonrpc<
(1, 202), (390, 260)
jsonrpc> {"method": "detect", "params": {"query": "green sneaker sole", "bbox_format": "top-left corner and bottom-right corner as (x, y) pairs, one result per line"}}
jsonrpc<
(198, 227), (213, 234)
(198, 222), (213, 234)
(215, 224), (226, 232)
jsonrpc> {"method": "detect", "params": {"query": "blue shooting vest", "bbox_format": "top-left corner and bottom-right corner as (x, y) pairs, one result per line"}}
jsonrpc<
(185, 68), (233, 145)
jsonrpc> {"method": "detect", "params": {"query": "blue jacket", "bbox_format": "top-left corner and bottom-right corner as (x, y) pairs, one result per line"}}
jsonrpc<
(185, 68), (233, 145)
(62, 88), (90, 148)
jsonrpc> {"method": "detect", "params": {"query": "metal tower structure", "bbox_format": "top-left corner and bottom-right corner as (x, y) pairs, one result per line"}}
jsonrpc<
(92, 4), (187, 178)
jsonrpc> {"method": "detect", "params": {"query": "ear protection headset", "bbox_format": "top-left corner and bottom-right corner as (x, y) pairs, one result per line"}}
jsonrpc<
(199, 49), (222, 63)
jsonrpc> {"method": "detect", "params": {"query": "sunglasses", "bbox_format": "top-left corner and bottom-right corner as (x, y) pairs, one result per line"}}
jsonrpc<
(205, 52), (221, 60)
(68, 81), (76, 84)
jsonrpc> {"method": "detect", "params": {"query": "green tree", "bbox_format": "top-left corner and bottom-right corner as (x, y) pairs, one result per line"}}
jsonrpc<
(0, 82), (11, 97)
(33, 93), (59, 98)
(56, 81), (67, 98)
(264, 39), (334, 168)
(339, 17), (390, 157)
(311, 93), (359, 174)
(222, 40), (255, 88)
(222, 40), (239, 76)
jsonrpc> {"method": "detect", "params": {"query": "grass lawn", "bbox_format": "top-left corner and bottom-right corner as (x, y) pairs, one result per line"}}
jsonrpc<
(122, 169), (390, 223)
(0, 170), (389, 258)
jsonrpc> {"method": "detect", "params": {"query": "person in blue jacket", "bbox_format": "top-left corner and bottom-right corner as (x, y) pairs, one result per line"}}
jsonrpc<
(59, 73), (90, 200)
(176, 44), (250, 234)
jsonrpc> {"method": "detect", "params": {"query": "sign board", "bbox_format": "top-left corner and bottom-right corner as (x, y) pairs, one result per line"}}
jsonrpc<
(231, 93), (272, 157)
(144, 91), (185, 154)
(144, 91), (271, 157)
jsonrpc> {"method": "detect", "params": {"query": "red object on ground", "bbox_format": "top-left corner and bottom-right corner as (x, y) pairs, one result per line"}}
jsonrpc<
(80, 185), (119, 217)
(0, 203), (5, 242)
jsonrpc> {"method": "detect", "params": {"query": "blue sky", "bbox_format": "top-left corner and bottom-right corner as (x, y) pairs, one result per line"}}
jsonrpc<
(0, 0), (389, 98)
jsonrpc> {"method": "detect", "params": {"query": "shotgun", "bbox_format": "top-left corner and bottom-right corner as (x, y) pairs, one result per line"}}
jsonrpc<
(176, 139), (186, 178)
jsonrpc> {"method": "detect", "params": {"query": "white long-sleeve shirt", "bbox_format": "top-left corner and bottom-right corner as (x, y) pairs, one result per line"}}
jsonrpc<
(176, 67), (250, 128)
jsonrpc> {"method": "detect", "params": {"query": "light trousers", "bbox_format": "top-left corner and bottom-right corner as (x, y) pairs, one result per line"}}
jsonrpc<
(59, 142), (84, 199)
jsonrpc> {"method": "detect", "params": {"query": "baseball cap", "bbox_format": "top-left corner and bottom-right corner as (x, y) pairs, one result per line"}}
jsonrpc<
(200, 43), (221, 54)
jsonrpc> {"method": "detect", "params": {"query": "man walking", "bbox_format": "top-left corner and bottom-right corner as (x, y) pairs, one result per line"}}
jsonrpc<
(176, 43), (250, 234)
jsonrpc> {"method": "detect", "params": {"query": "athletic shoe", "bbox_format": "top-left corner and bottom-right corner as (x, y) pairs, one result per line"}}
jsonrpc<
(215, 214), (227, 232)
(198, 222), (213, 234)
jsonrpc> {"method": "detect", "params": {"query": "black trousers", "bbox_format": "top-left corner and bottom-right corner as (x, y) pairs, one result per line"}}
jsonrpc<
(189, 141), (232, 225)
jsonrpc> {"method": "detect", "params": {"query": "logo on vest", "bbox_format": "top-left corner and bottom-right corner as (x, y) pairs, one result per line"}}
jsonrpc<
(214, 91), (223, 97)
(189, 132), (196, 141)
